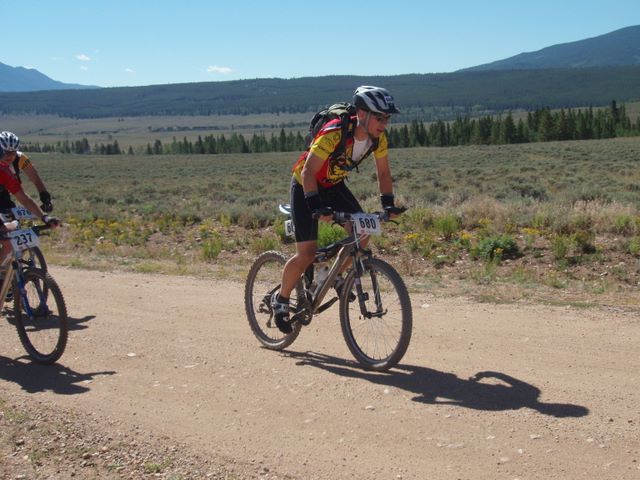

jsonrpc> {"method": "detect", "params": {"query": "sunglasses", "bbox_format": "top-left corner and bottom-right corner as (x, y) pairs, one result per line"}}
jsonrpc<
(372, 112), (391, 123)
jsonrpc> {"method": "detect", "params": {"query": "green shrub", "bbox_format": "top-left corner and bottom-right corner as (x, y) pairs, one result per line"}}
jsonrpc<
(272, 217), (288, 241)
(626, 237), (640, 256)
(202, 234), (223, 261)
(572, 229), (596, 254)
(404, 232), (436, 257)
(433, 214), (460, 240)
(250, 234), (280, 254)
(317, 223), (348, 248)
(551, 234), (573, 261)
(472, 234), (519, 262)
(398, 206), (434, 233)
(613, 214), (635, 235)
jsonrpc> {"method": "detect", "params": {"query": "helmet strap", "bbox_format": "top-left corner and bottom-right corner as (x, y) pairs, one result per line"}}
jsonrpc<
(356, 111), (376, 142)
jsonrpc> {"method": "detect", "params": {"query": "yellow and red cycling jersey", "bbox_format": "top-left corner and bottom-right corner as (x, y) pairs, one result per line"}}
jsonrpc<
(292, 118), (388, 188)
(14, 152), (33, 171)
(0, 163), (21, 194)
(0, 152), (32, 192)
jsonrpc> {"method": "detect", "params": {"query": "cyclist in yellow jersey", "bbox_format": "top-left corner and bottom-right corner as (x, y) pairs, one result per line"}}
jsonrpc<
(272, 86), (402, 333)
(0, 132), (54, 214)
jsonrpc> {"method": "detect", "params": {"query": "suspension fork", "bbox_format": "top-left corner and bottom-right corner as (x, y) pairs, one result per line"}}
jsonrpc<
(350, 249), (373, 316)
(352, 250), (386, 318)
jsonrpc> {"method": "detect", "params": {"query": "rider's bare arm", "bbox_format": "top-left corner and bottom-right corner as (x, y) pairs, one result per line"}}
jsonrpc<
(300, 152), (324, 195)
(22, 163), (48, 195)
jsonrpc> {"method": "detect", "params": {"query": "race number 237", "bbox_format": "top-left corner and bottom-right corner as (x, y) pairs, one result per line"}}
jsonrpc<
(14, 231), (33, 245)
(9, 229), (39, 251)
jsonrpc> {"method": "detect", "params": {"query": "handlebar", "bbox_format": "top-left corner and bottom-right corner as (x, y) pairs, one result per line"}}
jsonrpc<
(313, 206), (407, 223)
(32, 223), (55, 235)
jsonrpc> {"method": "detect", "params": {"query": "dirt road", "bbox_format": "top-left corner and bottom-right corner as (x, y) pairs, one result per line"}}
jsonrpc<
(1, 267), (639, 479)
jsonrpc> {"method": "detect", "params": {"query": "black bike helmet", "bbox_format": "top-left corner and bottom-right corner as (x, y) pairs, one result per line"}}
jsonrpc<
(353, 86), (400, 114)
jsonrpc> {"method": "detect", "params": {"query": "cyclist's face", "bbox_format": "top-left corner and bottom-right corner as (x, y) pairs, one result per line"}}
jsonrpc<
(366, 111), (391, 138)
(1, 151), (16, 163)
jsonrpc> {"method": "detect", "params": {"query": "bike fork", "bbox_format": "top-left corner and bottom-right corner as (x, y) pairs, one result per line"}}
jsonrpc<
(15, 269), (49, 318)
(353, 256), (385, 319)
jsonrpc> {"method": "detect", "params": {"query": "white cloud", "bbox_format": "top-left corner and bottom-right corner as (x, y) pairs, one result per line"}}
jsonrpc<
(76, 54), (91, 62)
(207, 65), (233, 75)
(125, 68), (134, 74)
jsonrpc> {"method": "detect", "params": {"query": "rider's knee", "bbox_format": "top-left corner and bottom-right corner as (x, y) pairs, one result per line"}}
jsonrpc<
(296, 250), (316, 266)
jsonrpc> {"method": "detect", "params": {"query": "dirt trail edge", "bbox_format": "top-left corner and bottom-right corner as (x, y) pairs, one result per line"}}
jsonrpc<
(1, 267), (639, 479)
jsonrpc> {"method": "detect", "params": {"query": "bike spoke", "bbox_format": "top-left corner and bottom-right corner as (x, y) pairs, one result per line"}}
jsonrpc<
(340, 258), (412, 371)
(245, 251), (302, 349)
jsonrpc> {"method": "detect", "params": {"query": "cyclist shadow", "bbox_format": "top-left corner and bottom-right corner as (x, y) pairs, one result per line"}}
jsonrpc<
(286, 351), (589, 418)
(0, 355), (115, 395)
(2, 309), (96, 331)
(68, 314), (97, 331)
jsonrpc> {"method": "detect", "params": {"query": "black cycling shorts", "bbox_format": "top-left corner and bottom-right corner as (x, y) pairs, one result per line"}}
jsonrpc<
(290, 178), (362, 243)
(0, 190), (16, 213)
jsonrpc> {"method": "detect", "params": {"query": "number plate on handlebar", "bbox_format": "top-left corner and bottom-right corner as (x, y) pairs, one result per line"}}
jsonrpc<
(8, 228), (40, 251)
(11, 207), (37, 220)
(352, 213), (381, 236)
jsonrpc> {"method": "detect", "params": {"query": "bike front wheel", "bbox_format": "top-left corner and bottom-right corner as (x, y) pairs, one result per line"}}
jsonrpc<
(14, 269), (68, 365)
(245, 251), (302, 350)
(340, 257), (412, 371)
(23, 246), (48, 272)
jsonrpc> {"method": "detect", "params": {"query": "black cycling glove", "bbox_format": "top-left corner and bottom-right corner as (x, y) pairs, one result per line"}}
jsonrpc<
(305, 191), (333, 219)
(39, 191), (53, 213)
(380, 193), (395, 209)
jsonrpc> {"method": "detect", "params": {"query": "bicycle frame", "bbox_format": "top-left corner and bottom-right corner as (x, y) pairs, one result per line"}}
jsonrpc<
(1, 225), (49, 316)
(0, 257), (14, 303)
(247, 205), (411, 371)
(292, 214), (381, 322)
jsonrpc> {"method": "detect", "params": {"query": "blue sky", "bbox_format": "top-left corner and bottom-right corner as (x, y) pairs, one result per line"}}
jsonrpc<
(5, 0), (639, 88)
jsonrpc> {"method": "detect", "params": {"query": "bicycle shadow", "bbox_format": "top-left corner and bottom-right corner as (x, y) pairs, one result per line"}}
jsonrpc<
(0, 355), (115, 395)
(2, 309), (96, 331)
(67, 314), (96, 331)
(285, 351), (589, 418)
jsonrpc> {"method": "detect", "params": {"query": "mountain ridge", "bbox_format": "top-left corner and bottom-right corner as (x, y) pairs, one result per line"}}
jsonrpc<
(1, 68), (639, 119)
(0, 62), (97, 92)
(1, 26), (640, 117)
(460, 25), (640, 71)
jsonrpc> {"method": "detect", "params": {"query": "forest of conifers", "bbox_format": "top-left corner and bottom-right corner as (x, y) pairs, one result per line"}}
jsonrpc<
(22, 102), (638, 155)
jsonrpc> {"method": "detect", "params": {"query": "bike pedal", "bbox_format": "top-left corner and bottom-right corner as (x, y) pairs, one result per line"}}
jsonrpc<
(291, 310), (312, 326)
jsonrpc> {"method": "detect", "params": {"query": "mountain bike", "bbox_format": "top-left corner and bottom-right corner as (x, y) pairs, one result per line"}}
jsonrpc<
(0, 207), (47, 272)
(1, 221), (68, 364)
(245, 206), (412, 371)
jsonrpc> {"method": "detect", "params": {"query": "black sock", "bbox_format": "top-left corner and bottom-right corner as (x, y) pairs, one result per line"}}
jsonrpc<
(276, 294), (289, 304)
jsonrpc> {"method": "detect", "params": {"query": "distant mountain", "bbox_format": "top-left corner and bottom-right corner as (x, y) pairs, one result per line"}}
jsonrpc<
(461, 25), (640, 71)
(1, 68), (640, 119)
(0, 62), (98, 92)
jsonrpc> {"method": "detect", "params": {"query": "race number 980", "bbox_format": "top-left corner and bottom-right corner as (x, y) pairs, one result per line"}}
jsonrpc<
(352, 214), (381, 236)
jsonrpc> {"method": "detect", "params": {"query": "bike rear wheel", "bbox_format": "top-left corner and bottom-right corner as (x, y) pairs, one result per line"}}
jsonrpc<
(340, 257), (412, 371)
(14, 269), (68, 365)
(245, 251), (302, 350)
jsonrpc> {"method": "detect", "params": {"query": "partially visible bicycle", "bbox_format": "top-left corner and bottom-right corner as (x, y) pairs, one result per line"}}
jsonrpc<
(0, 207), (47, 272)
(1, 218), (68, 364)
(245, 205), (412, 371)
